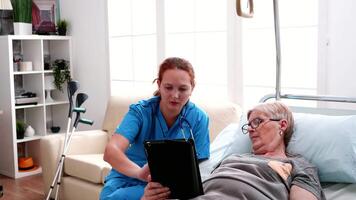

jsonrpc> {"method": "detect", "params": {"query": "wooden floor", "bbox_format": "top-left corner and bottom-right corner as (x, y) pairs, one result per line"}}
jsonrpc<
(0, 174), (44, 200)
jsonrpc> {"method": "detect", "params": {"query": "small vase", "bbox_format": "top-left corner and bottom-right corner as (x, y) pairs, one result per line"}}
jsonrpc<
(13, 22), (32, 35)
(25, 125), (35, 137)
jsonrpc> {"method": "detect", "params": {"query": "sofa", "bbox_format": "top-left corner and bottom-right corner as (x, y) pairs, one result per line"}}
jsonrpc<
(40, 95), (241, 200)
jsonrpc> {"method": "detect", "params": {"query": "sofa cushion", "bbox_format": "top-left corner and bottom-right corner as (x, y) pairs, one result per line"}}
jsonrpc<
(102, 95), (149, 136)
(102, 166), (112, 184)
(62, 176), (102, 200)
(194, 98), (241, 141)
(66, 130), (109, 155)
(64, 154), (111, 184)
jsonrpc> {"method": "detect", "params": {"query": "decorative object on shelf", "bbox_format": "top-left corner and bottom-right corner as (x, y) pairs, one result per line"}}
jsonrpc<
(16, 120), (26, 139)
(12, 53), (22, 71)
(44, 75), (56, 102)
(32, 0), (56, 35)
(18, 157), (39, 171)
(44, 54), (51, 70)
(13, 61), (18, 71)
(19, 61), (32, 71)
(24, 125), (35, 137)
(10, 0), (32, 35)
(15, 91), (39, 105)
(51, 126), (60, 133)
(0, 0), (13, 35)
(52, 59), (71, 91)
(57, 19), (67, 36)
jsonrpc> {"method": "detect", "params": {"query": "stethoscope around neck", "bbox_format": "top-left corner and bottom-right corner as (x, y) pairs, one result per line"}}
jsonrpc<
(179, 115), (195, 141)
(153, 103), (200, 157)
(153, 102), (195, 142)
(178, 115), (200, 158)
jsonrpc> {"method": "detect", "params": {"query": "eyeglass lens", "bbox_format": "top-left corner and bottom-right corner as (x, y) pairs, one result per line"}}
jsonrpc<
(250, 118), (263, 128)
(242, 118), (263, 134)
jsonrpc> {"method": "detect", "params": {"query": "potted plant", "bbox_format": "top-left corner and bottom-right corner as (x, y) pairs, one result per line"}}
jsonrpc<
(52, 59), (71, 91)
(11, 0), (32, 35)
(57, 19), (68, 36)
(16, 120), (26, 139)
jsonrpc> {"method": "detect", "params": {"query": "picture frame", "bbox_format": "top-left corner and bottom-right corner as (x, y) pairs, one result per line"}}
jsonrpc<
(32, 0), (58, 35)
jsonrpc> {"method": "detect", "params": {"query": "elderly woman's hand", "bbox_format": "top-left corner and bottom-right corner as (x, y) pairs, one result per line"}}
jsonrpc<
(141, 180), (171, 200)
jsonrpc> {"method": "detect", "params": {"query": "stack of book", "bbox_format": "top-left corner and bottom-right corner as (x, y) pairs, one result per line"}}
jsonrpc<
(15, 92), (39, 106)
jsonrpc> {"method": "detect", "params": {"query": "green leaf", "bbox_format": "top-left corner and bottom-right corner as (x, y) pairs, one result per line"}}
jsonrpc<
(11, 0), (32, 23)
(52, 59), (71, 91)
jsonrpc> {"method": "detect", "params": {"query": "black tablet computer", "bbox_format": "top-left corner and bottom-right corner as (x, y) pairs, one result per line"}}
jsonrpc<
(144, 139), (204, 199)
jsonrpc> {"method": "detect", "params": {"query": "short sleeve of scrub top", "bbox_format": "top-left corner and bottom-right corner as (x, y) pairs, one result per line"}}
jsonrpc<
(116, 104), (144, 144)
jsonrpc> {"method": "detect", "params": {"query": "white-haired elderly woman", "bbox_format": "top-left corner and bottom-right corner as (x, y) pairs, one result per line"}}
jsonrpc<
(142, 101), (325, 200)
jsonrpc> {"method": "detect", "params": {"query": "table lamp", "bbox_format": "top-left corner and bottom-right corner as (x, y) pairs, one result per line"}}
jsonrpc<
(0, 0), (12, 10)
(45, 75), (56, 102)
(0, 0), (12, 35)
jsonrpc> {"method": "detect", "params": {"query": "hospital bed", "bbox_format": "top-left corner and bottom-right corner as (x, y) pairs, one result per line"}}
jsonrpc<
(199, 101), (356, 199)
(199, 1), (356, 199)
(261, 94), (356, 199)
(200, 70), (356, 199)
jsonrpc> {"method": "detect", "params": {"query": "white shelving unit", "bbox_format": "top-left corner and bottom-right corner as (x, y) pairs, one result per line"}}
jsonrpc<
(0, 35), (72, 178)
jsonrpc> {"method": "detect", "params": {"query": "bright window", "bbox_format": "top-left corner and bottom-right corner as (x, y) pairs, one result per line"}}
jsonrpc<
(107, 0), (234, 99)
(242, 0), (319, 109)
(107, 0), (320, 109)
(107, 0), (157, 94)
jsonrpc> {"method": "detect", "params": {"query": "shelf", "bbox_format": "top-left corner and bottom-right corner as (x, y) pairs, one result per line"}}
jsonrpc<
(44, 70), (53, 74)
(15, 104), (44, 109)
(17, 166), (42, 178)
(16, 135), (43, 143)
(13, 71), (43, 75)
(0, 35), (72, 178)
(45, 101), (69, 106)
(2, 35), (71, 40)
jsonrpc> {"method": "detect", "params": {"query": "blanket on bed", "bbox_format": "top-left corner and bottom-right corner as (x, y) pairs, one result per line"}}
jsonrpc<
(193, 154), (324, 200)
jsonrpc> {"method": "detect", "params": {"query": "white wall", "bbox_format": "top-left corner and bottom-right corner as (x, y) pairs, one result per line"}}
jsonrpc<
(319, 0), (356, 109)
(326, 0), (356, 97)
(60, 0), (110, 130)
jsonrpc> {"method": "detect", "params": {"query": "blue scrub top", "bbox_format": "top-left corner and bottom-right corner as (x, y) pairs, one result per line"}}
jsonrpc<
(106, 96), (210, 180)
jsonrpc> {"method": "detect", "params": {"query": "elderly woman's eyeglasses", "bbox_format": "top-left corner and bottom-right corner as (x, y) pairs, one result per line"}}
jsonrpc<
(241, 118), (281, 134)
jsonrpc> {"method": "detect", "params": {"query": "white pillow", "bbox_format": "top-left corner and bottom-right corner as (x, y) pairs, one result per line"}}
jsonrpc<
(199, 116), (251, 181)
(201, 113), (356, 183)
(221, 114), (251, 158)
(199, 123), (240, 181)
(288, 113), (356, 183)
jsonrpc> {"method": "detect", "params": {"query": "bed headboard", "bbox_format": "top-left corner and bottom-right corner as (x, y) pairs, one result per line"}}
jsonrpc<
(290, 106), (356, 115)
(260, 93), (356, 116)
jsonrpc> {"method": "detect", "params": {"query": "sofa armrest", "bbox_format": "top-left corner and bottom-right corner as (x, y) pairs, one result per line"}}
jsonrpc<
(40, 130), (109, 195)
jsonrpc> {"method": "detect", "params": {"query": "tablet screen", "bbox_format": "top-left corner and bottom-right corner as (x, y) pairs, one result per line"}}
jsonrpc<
(144, 139), (204, 199)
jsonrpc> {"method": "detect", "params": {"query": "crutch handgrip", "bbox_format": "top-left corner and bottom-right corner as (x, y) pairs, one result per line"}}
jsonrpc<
(67, 81), (79, 118)
(73, 107), (86, 113)
(79, 118), (94, 126)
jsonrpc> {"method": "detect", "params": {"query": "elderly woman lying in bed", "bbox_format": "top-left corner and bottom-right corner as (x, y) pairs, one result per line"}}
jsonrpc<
(142, 101), (326, 200)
